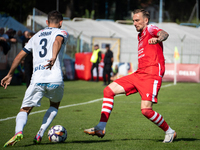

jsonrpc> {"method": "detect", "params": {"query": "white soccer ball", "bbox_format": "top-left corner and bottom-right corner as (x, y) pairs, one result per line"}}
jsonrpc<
(48, 125), (67, 142)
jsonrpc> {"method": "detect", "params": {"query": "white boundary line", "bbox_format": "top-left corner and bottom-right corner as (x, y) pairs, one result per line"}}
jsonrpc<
(0, 83), (173, 122)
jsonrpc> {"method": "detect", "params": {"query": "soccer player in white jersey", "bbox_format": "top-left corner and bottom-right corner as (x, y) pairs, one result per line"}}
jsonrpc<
(1, 10), (68, 147)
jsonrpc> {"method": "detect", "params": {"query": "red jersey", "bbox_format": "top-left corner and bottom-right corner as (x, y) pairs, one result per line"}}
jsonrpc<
(137, 25), (165, 77)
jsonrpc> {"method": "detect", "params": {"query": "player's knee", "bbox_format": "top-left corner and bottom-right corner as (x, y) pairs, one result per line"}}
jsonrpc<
(50, 101), (60, 110)
(20, 107), (33, 114)
(103, 86), (115, 97)
(141, 108), (152, 117)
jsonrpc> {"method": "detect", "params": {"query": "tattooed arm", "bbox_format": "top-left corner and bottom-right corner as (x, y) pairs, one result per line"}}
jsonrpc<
(148, 30), (169, 44)
(157, 30), (169, 42)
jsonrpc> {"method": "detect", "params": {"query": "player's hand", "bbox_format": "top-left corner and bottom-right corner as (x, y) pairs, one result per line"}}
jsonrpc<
(1, 75), (12, 89)
(44, 58), (56, 70)
(148, 37), (160, 44)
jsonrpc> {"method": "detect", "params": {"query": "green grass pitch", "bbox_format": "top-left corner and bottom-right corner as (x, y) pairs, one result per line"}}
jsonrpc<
(0, 80), (199, 150)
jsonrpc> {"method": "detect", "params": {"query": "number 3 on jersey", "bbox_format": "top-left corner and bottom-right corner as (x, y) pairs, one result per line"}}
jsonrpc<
(39, 38), (47, 57)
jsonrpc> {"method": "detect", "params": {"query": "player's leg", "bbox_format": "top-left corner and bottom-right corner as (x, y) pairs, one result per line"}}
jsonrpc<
(139, 77), (176, 143)
(4, 107), (33, 147)
(84, 82), (126, 137)
(34, 82), (63, 144)
(16, 107), (33, 133)
(141, 101), (176, 143)
(141, 100), (171, 131)
(34, 101), (60, 144)
(103, 66), (107, 85)
(107, 65), (111, 84)
(90, 63), (95, 81)
(98, 82), (125, 127)
(3, 83), (40, 147)
(96, 63), (99, 82)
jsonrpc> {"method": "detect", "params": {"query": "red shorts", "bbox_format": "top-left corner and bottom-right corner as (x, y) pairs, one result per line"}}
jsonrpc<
(114, 71), (162, 103)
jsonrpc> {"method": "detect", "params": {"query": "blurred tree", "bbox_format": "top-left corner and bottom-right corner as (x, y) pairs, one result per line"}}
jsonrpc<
(165, 0), (197, 22)
(0, 0), (199, 24)
(1, 0), (36, 23)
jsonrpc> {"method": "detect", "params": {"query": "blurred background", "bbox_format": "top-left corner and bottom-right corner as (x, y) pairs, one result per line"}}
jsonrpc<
(1, 0), (199, 24)
(0, 0), (200, 83)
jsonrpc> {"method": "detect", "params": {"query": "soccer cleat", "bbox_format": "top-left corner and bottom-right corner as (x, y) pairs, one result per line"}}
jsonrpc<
(3, 131), (23, 147)
(84, 126), (105, 138)
(33, 134), (42, 144)
(163, 131), (177, 143)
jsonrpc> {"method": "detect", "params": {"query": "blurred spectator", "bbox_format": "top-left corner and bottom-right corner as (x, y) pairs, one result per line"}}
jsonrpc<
(11, 59), (25, 85)
(103, 44), (113, 85)
(113, 64), (118, 76)
(0, 40), (10, 55)
(6, 29), (18, 66)
(0, 28), (10, 55)
(14, 30), (23, 43)
(28, 32), (35, 38)
(24, 31), (35, 88)
(22, 31), (29, 47)
(14, 30), (23, 54)
(6, 29), (17, 43)
(0, 28), (9, 40)
(110, 64), (119, 81)
(90, 44), (101, 82)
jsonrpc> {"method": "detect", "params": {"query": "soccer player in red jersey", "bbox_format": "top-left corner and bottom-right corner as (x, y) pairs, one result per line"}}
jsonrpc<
(84, 9), (176, 143)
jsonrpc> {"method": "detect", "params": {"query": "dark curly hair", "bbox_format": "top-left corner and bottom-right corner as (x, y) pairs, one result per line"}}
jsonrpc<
(48, 10), (63, 24)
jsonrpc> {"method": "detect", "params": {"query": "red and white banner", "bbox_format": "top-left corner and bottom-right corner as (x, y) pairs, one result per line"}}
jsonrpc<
(163, 64), (200, 83)
(75, 54), (200, 83)
(75, 52), (104, 81)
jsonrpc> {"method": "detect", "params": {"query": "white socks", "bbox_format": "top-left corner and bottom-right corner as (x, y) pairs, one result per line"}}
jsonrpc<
(165, 126), (174, 134)
(37, 107), (58, 137)
(15, 111), (28, 134)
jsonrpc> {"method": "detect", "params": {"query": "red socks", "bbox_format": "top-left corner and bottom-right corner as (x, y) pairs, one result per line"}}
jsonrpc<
(141, 108), (169, 131)
(99, 86), (169, 132)
(100, 86), (115, 122)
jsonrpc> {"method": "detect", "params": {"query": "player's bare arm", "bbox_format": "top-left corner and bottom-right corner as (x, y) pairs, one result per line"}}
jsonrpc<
(148, 30), (169, 44)
(157, 30), (169, 42)
(1, 50), (27, 89)
(44, 36), (64, 70)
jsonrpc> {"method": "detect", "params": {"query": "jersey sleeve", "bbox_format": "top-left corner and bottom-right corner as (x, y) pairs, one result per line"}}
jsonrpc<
(147, 25), (162, 37)
(56, 29), (68, 43)
(23, 37), (33, 54)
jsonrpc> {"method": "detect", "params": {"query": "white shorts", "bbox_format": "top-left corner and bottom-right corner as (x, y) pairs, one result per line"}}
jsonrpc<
(21, 82), (64, 108)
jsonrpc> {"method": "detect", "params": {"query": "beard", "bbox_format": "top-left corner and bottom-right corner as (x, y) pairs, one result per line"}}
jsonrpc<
(136, 27), (142, 32)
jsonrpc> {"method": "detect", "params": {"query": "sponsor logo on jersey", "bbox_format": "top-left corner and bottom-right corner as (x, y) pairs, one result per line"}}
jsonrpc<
(138, 48), (144, 55)
(146, 93), (149, 97)
(138, 54), (145, 59)
(138, 41), (143, 49)
(34, 65), (45, 72)
(61, 31), (68, 36)
(36, 83), (59, 88)
(39, 31), (52, 37)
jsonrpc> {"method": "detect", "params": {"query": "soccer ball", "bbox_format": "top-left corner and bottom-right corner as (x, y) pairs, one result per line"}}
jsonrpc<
(48, 125), (67, 142)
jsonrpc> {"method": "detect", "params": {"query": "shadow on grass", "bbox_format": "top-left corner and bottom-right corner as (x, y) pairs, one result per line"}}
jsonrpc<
(22, 139), (112, 147)
(21, 138), (200, 147)
(0, 97), (18, 99)
(157, 138), (200, 142)
(121, 137), (200, 142)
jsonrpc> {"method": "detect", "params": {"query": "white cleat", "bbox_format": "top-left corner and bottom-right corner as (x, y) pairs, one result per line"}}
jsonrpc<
(163, 131), (177, 143)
